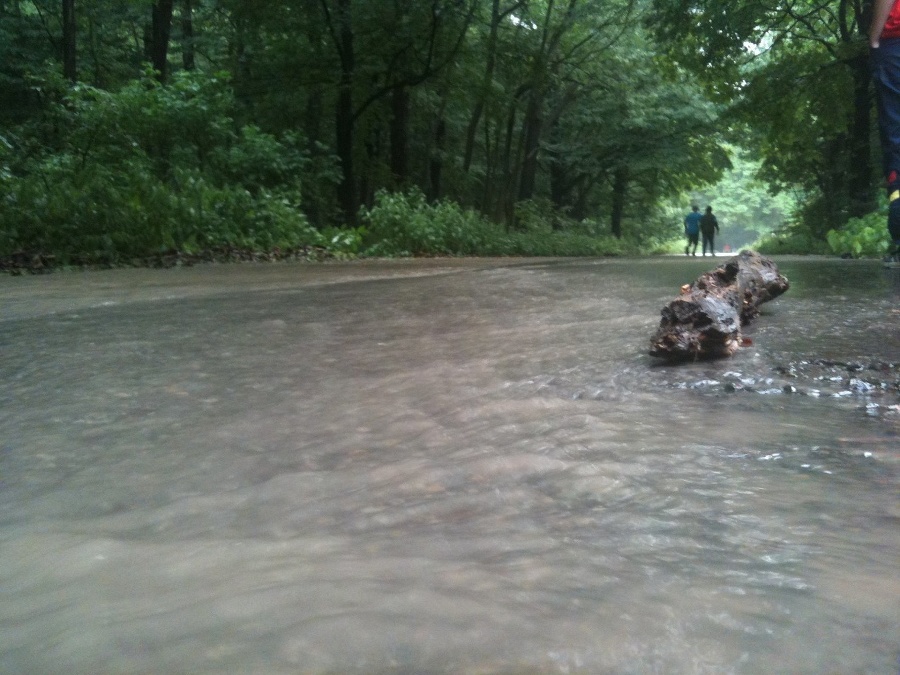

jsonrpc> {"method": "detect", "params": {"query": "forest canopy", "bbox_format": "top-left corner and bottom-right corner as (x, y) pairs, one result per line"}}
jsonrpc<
(0, 0), (892, 265)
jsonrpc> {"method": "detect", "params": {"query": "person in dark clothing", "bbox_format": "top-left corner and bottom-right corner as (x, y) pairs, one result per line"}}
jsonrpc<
(684, 205), (701, 256)
(700, 206), (720, 256)
(870, 0), (900, 265)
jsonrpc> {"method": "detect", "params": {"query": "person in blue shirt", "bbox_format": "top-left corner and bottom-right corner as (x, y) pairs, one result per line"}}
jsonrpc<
(684, 205), (701, 256)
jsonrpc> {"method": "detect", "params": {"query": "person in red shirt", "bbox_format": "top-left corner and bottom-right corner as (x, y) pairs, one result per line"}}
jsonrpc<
(870, 0), (900, 265)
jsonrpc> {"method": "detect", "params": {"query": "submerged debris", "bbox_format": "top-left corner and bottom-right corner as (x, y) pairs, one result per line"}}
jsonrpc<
(676, 360), (900, 409)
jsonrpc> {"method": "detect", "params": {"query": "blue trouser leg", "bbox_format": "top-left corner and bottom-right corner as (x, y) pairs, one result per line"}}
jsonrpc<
(872, 39), (900, 244)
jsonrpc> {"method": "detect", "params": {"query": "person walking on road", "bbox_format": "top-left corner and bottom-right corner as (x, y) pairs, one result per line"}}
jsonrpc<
(700, 206), (720, 256)
(684, 205), (701, 256)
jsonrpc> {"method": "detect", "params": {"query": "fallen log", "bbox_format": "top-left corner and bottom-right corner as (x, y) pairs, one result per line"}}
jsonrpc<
(649, 250), (789, 361)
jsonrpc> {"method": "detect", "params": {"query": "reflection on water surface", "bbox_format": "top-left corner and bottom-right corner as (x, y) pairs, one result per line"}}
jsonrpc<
(0, 257), (898, 674)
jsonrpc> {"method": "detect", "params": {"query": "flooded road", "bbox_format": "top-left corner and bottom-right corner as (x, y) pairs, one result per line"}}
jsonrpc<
(1, 256), (898, 674)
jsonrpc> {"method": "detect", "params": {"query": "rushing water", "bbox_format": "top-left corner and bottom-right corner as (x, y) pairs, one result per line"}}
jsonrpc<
(1, 256), (898, 674)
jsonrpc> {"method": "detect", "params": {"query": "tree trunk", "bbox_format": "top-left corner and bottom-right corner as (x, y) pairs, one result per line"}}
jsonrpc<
(847, 53), (875, 217)
(360, 127), (381, 210)
(610, 166), (628, 238)
(517, 90), (543, 201)
(429, 115), (446, 202)
(150, 0), (174, 82)
(480, 116), (497, 213)
(649, 251), (790, 361)
(497, 92), (521, 227)
(572, 176), (592, 221)
(62, 0), (76, 82)
(302, 6), (325, 148)
(181, 0), (195, 71)
(462, 0), (502, 174)
(549, 160), (566, 211)
(389, 85), (410, 186)
(331, 0), (357, 226)
(335, 83), (355, 224)
(87, 12), (101, 85)
(304, 88), (324, 149)
(547, 122), (568, 229)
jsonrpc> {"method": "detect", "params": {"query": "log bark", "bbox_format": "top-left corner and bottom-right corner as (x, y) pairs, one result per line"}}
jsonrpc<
(649, 251), (789, 361)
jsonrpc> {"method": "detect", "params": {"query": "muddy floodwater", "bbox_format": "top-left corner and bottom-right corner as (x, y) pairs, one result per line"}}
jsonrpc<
(1, 256), (898, 674)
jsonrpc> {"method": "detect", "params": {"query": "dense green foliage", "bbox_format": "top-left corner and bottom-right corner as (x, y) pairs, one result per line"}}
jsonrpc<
(826, 210), (893, 258)
(361, 188), (629, 257)
(1, 70), (324, 263)
(673, 149), (797, 252)
(0, 0), (891, 265)
(650, 0), (885, 250)
(754, 229), (831, 256)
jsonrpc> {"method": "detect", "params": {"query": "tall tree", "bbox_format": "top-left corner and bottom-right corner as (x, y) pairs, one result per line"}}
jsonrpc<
(320, 0), (356, 225)
(462, 0), (525, 174)
(150, 0), (174, 82)
(316, 0), (474, 223)
(62, 0), (76, 81)
(181, 0), (194, 71)
(0, 0), (735, 245)
(650, 0), (877, 232)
